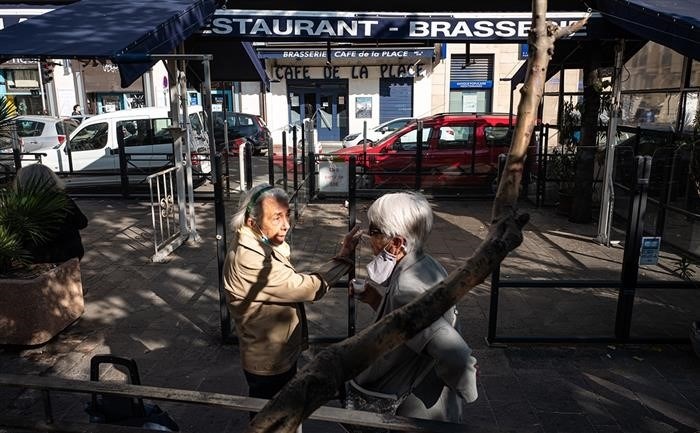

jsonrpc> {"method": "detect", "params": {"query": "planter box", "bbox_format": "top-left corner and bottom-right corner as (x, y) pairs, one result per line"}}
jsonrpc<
(0, 258), (84, 346)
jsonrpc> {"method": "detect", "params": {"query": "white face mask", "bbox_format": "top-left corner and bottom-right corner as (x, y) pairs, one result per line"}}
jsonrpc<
(366, 245), (398, 285)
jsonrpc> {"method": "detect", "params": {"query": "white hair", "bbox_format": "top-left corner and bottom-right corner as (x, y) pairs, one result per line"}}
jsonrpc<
(231, 183), (289, 231)
(367, 191), (433, 254)
(15, 164), (64, 191)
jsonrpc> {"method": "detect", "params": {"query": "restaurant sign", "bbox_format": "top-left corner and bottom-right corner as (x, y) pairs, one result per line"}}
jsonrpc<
(206, 10), (596, 41)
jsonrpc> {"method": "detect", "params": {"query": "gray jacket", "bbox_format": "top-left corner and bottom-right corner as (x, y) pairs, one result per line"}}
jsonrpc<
(353, 250), (478, 423)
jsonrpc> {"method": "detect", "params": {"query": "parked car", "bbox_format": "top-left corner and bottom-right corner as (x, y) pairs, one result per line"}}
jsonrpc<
(341, 117), (415, 148)
(211, 111), (272, 156)
(18, 106), (209, 187)
(332, 112), (523, 190)
(1, 116), (79, 153)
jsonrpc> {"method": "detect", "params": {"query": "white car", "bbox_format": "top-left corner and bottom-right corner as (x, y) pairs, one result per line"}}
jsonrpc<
(3, 115), (79, 153)
(341, 117), (414, 148)
(23, 107), (209, 187)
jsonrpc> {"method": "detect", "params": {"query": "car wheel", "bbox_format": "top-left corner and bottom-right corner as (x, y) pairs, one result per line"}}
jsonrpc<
(358, 139), (374, 146)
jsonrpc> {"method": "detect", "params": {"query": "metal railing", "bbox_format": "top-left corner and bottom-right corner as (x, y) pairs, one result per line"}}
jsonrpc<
(147, 164), (186, 263)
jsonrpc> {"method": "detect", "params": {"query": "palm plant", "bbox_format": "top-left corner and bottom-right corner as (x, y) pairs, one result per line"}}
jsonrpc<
(0, 96), (17, 149)
(0, 177), (67, 277)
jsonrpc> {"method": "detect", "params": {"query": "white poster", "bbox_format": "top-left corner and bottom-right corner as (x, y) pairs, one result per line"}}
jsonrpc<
(317, 159), (348, 193)
(462, 94), (478, 112)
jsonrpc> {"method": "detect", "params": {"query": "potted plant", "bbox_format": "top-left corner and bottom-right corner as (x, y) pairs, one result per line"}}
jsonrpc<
(0, 100), (85, 346)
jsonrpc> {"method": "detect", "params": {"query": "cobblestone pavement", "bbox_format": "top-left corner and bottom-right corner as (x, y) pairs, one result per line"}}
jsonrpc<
(1, 194), (699, 433)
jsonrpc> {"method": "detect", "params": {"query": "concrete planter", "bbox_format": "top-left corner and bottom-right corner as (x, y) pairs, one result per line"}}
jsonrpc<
(0, 258), (84, 346)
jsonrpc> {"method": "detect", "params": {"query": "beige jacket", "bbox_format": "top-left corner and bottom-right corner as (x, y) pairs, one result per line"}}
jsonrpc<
(223, 226), (328, 375)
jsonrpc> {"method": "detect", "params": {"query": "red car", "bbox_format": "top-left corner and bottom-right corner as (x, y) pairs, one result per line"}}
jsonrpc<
(332, 113), (523, 189)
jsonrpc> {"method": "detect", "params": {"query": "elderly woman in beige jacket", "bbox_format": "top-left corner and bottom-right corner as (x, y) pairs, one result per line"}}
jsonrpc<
(223, 184), (361, 409)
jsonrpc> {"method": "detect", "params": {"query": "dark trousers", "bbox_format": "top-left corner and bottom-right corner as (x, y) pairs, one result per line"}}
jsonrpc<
(244, 364), (297, 419)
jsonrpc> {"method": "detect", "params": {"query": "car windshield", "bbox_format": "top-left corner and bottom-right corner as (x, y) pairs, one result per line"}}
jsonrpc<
(368, 120), (418, 147)
(57, 120), (78, 136)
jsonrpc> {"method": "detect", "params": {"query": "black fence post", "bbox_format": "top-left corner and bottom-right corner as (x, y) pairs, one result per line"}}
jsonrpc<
(308, 146), (316, 200)
(348, 156), (357, 338)
(497, 153), (507, 187)
(223, 116), (230, 197)
(487, 265), (501, 344)
(117, 141), (129, 199)
(11, 128), (21, 171)
(415, 120), (423, 190)
(267, 140), (274, 186)
(213, 153), (231, 342)
(293, 129), (298, 193)
(282, 131), (288, 191)
(296, 126), (305, 180)
(536, 124), (545, 207)
(615, 155), (652, 340)
(655, 152), (674, 236)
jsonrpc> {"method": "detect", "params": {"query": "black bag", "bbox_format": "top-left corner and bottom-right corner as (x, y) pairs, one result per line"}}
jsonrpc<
(85, 355), (179, 431)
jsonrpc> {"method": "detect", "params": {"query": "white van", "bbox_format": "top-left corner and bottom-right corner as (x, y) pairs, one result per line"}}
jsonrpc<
(36, 106), (209, 186)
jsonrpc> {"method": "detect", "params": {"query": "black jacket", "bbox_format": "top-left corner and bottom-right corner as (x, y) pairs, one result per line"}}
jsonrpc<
(29, 196), (88, 264)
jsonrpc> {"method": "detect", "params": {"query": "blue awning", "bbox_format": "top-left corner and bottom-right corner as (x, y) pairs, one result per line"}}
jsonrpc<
(0, 0), (223, 87)
(595, 0), (700, 60)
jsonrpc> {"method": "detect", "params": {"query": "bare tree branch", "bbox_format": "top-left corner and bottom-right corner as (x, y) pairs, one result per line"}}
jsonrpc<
(246, 2), (592, 432)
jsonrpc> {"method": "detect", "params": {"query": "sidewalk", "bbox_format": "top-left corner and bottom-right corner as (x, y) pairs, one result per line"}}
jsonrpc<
(1, 195), (699, 433)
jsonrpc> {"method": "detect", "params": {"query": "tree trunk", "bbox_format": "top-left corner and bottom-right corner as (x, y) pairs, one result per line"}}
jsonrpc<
(246, 2), (588, 432)
(570, 46), (602, 223)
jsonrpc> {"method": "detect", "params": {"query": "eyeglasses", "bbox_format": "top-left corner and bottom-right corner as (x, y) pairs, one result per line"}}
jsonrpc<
(368, 226), (384, 237)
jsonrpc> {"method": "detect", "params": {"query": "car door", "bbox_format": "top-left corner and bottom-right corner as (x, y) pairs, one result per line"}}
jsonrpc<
(423, 123), (474, 187)
(372, 126), (428, 188)
(61, 121), (115, 172)
(116, 117), (156, 174)
(478, 124), (513, 181)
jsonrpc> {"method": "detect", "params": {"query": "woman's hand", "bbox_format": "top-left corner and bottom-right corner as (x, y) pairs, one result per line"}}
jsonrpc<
(351, 279), (383, 311)
(338, 224), (363, 258)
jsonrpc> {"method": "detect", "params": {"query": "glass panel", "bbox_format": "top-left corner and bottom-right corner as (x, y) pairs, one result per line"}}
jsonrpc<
(448, 90), (489, 112)
(319, 95), (334, 130)
(690, 60), (700, 87)
(620, 93), (679, 129)
(622, 42), (684, 91)
(71, 122), (108, 151)
(682, 92), (698, 133)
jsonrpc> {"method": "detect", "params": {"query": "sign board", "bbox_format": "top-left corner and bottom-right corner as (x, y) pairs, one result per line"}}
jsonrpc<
(257, 48), (434, 59)
(205, 10), (595, 41)
(450, 79), (493, 89)
(519, 43), (529, 59)
(318, 159), (348, 193)
(639, 236), (661, 265)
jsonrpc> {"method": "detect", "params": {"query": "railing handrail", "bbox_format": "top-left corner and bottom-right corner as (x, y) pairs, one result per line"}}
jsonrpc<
(0, 374), (472, 433)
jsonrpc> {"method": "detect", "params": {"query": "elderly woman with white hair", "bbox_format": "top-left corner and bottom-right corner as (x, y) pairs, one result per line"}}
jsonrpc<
(347, 191), (478, 428)
(223, 183), (361, 415)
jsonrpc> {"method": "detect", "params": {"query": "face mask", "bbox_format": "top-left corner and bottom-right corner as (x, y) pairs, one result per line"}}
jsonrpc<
(366, 246), (398, 285)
